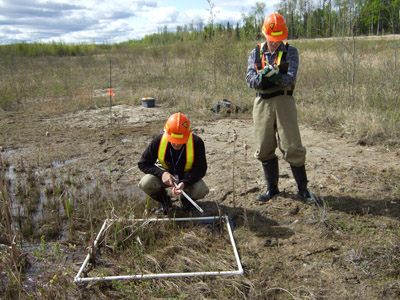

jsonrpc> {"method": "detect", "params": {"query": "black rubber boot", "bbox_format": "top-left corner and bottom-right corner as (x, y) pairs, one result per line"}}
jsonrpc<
(151, 189), (172, 214)
(256, 157), (280, 202)
(290, 165), (312, 202)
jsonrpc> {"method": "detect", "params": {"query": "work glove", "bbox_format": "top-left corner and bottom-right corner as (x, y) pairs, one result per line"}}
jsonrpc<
(263, 64), (279, 77)
(262, 64), (273, 74)
(259, 64), (278, 84)
(267, 72), (282, 83)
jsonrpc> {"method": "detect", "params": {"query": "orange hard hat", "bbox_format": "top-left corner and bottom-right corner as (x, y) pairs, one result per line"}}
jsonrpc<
(164, 112), (191, 144)
(262, 12), (288, 42)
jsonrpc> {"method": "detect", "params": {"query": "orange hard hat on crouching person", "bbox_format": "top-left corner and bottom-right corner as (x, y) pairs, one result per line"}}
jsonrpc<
(164, 112), (191, 144)
(262, 12), (288, 42)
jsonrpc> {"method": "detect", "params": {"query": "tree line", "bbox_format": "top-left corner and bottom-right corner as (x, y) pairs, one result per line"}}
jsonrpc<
(137, 0), (400, 45)
(278, 0), (400, 39)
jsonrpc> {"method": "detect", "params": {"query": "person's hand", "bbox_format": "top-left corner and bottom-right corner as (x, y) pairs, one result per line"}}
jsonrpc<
(263, 64), (279, 77)
(161, 172), (177, 187)
(267, 72), (282, 83)
(262, 64), (273, 75)
(172, 182), (185, 195)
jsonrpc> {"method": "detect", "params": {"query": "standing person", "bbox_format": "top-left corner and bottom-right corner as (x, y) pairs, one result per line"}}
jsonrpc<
(246, 12), (313, 203)
(138, 112), (209, 213)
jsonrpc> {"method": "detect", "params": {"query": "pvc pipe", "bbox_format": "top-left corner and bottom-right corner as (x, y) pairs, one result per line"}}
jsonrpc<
(74, 219), (109, 282)
(75, 269), (243, 282)
(225, 215), (244, 275)
(132, 216), (218, 222)
(74, 215), (243, 283)
(173, 182), (204, 214)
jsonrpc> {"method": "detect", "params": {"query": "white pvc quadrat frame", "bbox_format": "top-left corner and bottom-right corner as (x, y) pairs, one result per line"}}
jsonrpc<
(74, 215), (243, 283)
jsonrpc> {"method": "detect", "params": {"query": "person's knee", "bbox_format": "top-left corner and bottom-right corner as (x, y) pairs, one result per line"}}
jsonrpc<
(187, 181), (209, 200)
(139, 174), (162, 196)
(254, 149), (277, 162)
(138, 181), (153, 196)
(196, 185), (209, 199)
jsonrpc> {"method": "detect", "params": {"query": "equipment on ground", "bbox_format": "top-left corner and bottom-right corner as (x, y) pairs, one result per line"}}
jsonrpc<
(211, 99), (240, 114)
(141, 97), (156, 108)
(74, 215), (243, 283)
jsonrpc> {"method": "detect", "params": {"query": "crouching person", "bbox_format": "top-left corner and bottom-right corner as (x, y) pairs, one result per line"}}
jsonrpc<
(138, 112), (209, 214)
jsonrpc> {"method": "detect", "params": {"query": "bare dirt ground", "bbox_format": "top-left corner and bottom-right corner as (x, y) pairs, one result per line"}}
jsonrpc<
(1, 103), (400, 299)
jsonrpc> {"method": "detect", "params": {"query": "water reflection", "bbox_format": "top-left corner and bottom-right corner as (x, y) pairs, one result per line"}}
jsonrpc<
(51, 156), (88, 167)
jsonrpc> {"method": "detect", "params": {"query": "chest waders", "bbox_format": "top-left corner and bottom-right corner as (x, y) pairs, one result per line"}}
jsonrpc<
(253, 43), (313, 203)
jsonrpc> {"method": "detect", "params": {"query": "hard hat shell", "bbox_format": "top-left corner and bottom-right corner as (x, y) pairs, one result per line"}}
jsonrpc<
(164, 112), (191, 144)
(262, 12), (288, 42)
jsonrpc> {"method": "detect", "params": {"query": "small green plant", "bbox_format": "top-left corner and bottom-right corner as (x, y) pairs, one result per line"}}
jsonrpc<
(61, 192), (73, 239)
(53, 242), (61, 259)
(114, 220), (120, 249)
(66, 195), (72, 238)
(145, 197), (151, 214)
(41, 235), (46, 255)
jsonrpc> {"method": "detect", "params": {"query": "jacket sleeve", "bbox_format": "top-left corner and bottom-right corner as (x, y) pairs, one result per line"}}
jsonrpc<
(246, 48), (262, 89)
(277, 45), (299, 86)
(181, 135), (207, 187)
(138, 134), (165, 179)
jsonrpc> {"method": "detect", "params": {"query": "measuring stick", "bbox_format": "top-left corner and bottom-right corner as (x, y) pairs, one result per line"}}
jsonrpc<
(173, 182), (204, 214)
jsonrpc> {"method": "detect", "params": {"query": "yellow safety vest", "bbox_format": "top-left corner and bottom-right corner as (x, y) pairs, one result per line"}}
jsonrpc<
(158, 133), (194, 172)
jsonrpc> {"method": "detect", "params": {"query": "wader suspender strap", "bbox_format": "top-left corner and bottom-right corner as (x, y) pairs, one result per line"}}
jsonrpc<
(255, 42), (264, 70)
(275, 51), (284, 65)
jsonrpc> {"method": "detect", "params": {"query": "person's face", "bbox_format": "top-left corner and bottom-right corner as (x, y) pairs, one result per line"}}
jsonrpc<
(171, 143), (184, 150)
(267, 40), (282, 53)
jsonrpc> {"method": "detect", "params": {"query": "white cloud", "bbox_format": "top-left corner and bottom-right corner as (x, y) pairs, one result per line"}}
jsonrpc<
(143, 6), (179, 24)
(0, 0), (277, 44)
(183, 9), (209, 23)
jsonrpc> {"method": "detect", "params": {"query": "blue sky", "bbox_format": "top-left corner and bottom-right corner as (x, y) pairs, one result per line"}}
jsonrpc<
(0, 0), (279, 44)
